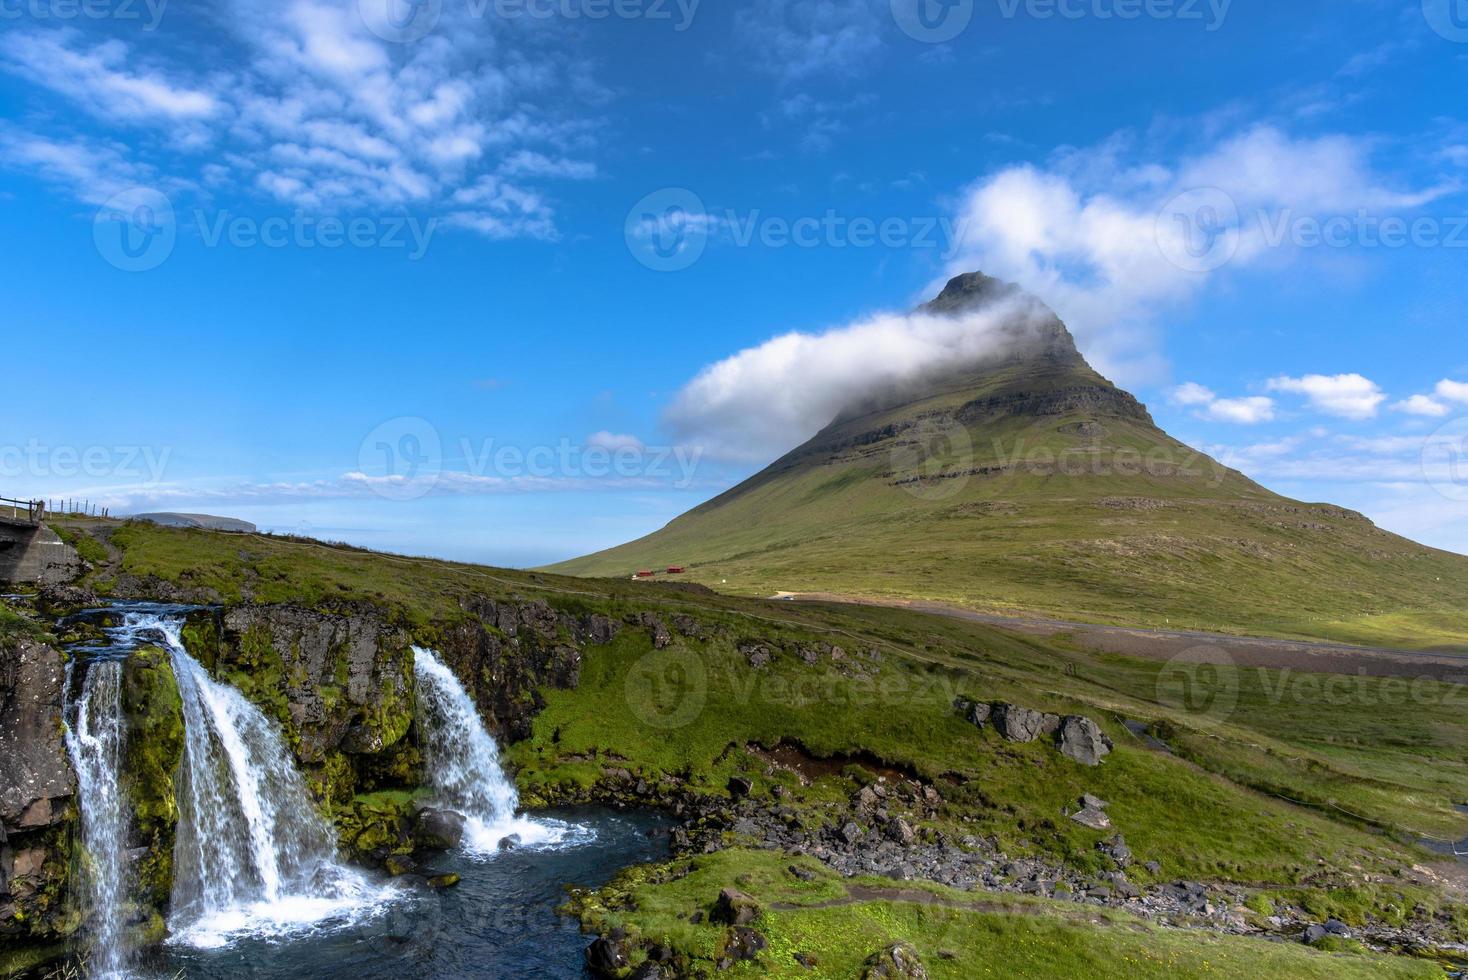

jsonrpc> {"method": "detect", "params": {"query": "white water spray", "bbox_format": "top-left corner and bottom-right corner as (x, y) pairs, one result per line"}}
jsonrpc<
(412, 646), (588, 853)
(64, 658), (129, 979)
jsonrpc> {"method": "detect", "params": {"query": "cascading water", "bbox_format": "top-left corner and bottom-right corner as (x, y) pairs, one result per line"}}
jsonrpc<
(412, 646), (589, 853)
(139, 614), (392, 948)
(63, 657), (130, 979)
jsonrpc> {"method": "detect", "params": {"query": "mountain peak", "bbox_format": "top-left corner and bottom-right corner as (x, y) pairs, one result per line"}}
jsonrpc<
(918, 272), (1083, 368)
(919, 271), (1024, 314)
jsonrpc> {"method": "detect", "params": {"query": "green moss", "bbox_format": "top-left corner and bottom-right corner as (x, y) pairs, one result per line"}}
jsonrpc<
(332, 790), (424, 861)
(224, 624), (293, 737)
(121, 646), (185, 908)
(180, 610), (221, 670)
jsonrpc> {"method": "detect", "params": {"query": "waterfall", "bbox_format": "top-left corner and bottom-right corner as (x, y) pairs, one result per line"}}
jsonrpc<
(412, 646), (587, 853)
(64, 658), (130, 980)
(138, 614), (389, 949)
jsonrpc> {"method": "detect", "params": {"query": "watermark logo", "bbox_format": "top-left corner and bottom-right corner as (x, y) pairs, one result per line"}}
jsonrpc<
(1155, 186), (1240, 273)
(355, 889), (441, 953)
(358, 0), (442, 42)
(1155, 645), (1238, 723)
(1423, 0), (1468, 42)
(94, 187), (176, 273)
(357, 417), (444, 501)
(890, 0), (974, 42)
(1423, 417), (1468, 502)
(624, 648), (707, 729)
(625, 188), (710, 272)
(890, 416), (974, 501)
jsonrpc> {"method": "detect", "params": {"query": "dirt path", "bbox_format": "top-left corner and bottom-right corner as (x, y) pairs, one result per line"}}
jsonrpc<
(791, 593), (1468, 683)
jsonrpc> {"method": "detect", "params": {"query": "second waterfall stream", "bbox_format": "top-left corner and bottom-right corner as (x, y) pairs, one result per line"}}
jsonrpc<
(411, 645), (588, 852)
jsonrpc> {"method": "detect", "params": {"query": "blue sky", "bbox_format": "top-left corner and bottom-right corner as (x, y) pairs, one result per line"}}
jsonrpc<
(2, 0), (1466, 566)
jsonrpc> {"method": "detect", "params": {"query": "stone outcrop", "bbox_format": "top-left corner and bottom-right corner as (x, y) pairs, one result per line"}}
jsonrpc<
(861, 942), (929, 979)
(955, 699), (1112, 766)
(0, 637), (76, 954)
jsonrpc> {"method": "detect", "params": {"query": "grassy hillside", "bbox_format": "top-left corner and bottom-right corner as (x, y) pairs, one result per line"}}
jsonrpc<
(549, 279), (1468, 651)
(30, 518), (1468, 976)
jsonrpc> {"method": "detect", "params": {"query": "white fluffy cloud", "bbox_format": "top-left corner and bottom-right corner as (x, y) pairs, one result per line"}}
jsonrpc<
(1168, 382), (1273, 423)
(1204, 396), (1276, 424)
(1267, 373), (1386, 420)
(943, 126), (1452, 383)
(1437, 379), (1468, 404)
(666, 295), (1055, 461)
(1391, 395), (1450, 417)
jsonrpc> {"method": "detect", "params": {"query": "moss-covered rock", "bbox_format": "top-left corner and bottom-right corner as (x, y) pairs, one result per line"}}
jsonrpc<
(121, 647), (185, 909)
(334, 791), (419, 864)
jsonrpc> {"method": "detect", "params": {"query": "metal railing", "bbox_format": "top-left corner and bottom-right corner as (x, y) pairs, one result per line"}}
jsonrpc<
(0, 497), (44, 525)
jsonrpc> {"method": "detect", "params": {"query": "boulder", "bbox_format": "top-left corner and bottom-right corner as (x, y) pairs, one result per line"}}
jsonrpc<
(861, 942), (929, 979)
(383, 854), (416, 876)
(885, 817), (917, 846)
(1302, 924), (1328, 945)
(586, 935), (632, 975)
(990, 704), (1060, 743)
(727, 776), (754, 799)
(1069, 806), (1112, 831)
(427, 872), (461, 889)
(741, 643), (773, 669)
(712, 887), (762, 926)
(1057, 716), (1113, 766)
(414, 808), (466, 850)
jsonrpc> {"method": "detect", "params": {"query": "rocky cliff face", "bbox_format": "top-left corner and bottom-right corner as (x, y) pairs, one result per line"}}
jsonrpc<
(0, 637), (76, 957)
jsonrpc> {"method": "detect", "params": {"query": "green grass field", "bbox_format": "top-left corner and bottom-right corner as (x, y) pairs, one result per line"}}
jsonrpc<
(568, 850), (1445, 979)
(39, 519), (1468, 976)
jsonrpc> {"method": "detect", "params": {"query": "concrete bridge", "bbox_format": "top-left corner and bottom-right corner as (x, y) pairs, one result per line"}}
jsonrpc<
(0, 498), (83, 586)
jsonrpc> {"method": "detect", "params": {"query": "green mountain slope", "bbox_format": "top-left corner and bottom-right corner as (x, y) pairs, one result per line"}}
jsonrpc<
(549, 273), (1468, 650)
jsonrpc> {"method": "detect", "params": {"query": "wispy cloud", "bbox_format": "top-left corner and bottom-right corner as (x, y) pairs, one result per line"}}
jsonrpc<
(0, 3), (611, 239)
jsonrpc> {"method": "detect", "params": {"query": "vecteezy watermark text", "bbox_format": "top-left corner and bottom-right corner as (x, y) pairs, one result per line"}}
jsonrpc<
(891, 0), (1232, 43)
(357, 0), (699, 43)
(196, 211), (437, 259)
(355, 418), (704, 501)
(93, 188), (438, 271)
(0, 0), (167, 28)
(0, 441), (171, 483)
(625, 188), (969, 272)
(1156, 186), (1468, 273)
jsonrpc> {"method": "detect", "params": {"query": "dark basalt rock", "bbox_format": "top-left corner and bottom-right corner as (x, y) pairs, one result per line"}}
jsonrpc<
(586, 934), (632, 975)
(414, 808), (466, 851)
